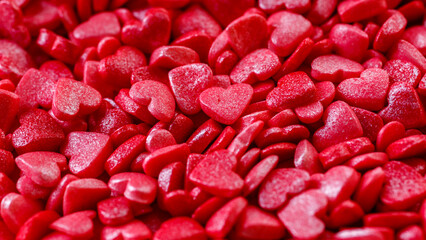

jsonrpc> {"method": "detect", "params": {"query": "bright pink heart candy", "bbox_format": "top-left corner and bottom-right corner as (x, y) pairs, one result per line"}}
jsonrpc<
(379, 82), (426, 129)
(129, 80), (176, 122)
(52, 78), (102, 121)
(61, 131), (113, 178)
(15, 210), (60, 240)
(200, 83), (253, 125)
(336, 68), (389, 111)
(266, 71), (316, 112)
(150, 46), (200, 69)
(15, 152), (65, 187)
(169, 63), (214, 115)
(313, 101), (364, 151)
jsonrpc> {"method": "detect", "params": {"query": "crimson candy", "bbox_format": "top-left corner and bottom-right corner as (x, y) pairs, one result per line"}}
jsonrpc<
(0, 0), (425, 239)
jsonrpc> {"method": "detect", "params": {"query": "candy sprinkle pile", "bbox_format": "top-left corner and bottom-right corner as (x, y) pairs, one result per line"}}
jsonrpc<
(0, 0), (426, 239)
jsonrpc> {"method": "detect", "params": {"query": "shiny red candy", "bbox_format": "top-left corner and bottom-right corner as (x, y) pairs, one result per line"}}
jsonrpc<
(0, 1), (425, 239)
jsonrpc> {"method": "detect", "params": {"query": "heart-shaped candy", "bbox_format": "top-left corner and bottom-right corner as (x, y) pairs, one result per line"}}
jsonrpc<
(52, 78), (102, 121)
(71, 12), (121, 47)
(336, 68), (389, 111)
(277, 189), (328, 240)
(15, 68), (56, 112)
(50, 210), (96, 239)
(189, 150), (243, 198)
(0, 89), (19, 133)
(61, 131), (113, 178)
(380, 161), (426, 210)
(12, 109), (65, 154)
(200, 83), (253, 125)
(268, 11), (313, 57)
(129, 80), (176, 122)
(267, 71), (316, 112)
(169, 63), (215, 115)
(15, 152), (66, 187)
(121, 8), (171, 54)
(379, 82), (426, 129)
(313, 101), (363, 151)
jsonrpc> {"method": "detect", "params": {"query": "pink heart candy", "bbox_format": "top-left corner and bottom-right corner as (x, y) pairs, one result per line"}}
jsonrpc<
(200, 83), (253, 125)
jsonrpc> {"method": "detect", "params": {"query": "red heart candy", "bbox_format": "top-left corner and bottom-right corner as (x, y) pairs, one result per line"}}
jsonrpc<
(380, 161), (426, 211)
(0, 89), (19, 133)
(15, 68), (56, 112)
(15, 152), (65, 187)
(0, 40), (34, 84)
(169, 63), (215, 115)
(71, 12), (121, 47)
(52, 78), (102, 121)
(12, 109), (65, 154)
(102, 220), (152, 240)
(267, 71), (316, 112)
(189, 150), (243, 198)
(121, 8), (171, 54)
(129, 80), (176, 122)
(153, 217), (206, 240)
(268, 11), (313, 57)
(61, 131), (113, 178)
(50, 210), (96, 239)
(379, 82), (426, 129)
(258, 168), (310, 210)
(336, 68), (390, 111)
(225, 13), (268, 58)
(200, 83), (253, 125)
(277, 189), (328, 240)
(99, 46), (147, 89)
(1, 193), (43, 233)
(313, 101), (363, 151)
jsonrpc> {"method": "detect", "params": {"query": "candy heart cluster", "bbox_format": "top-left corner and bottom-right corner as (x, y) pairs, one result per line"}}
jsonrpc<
(0, 0), (425, 239)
